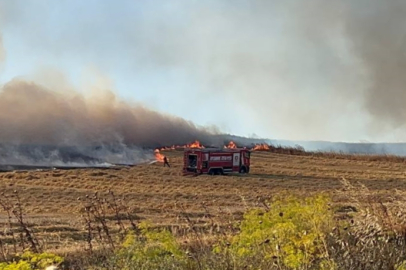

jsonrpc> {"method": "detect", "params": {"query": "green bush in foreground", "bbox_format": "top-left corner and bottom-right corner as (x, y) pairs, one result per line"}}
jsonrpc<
(0, 251), (63, 270)
(106, 221), (189, 270)
(216, 194), (335, 269)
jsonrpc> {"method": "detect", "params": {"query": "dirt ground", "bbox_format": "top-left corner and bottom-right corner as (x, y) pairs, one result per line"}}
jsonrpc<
(1, 149), (406, 253)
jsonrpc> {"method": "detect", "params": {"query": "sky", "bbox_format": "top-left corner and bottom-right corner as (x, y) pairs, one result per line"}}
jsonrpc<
(1, 0), (406, 143)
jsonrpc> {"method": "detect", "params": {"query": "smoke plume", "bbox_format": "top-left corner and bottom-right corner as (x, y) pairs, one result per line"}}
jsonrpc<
(0, 79), (215, 147)
(0, 78), (218, 167)
(344, 0), (406, 132)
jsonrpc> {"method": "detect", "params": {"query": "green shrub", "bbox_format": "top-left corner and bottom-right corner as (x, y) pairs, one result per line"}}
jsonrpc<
(0, 261), (31, 270)
(0, 251), (63, 270)
(216, 194), (335, 269)
(396, 261), (406, 270)
(108, 221), (188, 270)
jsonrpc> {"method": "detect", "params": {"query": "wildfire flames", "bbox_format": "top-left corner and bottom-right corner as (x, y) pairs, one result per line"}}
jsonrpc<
(155, 140), (272, 163)
(156, 140), (272, 156)
(159, 140), (205, 152)
(252, 143), (270, 151)
(186, 140), (205, 148)
(224, 141), (237, 149)
(154, 149), (165, 162)
(155, 140), (204, 161)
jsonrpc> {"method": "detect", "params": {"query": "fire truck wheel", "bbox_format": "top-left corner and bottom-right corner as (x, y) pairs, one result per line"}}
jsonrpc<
(239, 167), (247, 174)
(209, 169), (223, 175)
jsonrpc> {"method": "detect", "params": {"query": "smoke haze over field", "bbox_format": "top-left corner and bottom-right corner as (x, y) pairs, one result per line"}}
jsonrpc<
(0, 77), (220, 166)
(0, 79), (217, 147)
(0, 0), (406, 146)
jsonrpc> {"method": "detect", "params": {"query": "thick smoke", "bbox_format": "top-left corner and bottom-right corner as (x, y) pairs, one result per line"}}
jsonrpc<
(106, 0), (366, 142)
(0, 3), (220, 168)
(103, 0), (406, 141)
(0, 78), (218, 167)
(344, 0), (406, 132)
(0, 79), (215, 146)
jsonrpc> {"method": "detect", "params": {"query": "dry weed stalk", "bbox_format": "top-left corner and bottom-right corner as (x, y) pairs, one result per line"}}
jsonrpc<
(330, 179), (406, 269)
(0, 191), (17, 259)
(12, 190), (40, 253)
(78, 190), (139, 255)
(0, 188), (41, 258)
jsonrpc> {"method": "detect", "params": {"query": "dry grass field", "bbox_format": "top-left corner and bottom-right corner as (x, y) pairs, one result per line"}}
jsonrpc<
(2, 149), (406, 256)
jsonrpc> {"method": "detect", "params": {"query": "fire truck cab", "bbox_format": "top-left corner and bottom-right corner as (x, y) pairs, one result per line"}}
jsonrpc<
(183, 148), (251, 175)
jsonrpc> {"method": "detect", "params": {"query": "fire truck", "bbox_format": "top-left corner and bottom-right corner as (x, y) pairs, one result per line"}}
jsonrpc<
(183, 148), (251, 175)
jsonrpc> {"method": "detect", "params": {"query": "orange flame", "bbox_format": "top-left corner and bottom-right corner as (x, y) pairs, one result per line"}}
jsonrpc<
(252, 143), (270, 151)
(224, 141), (237, 149)
(157, 141), (204, 151)
(154, 149), (165, 162)
(186, 140), (205, 149)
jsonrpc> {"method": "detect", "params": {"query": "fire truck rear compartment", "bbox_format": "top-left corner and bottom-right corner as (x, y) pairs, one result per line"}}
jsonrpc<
(187, 154), (197, 168)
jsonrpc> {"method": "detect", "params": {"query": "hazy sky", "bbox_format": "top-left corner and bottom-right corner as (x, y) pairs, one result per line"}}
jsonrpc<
(1, 0), (405, 143)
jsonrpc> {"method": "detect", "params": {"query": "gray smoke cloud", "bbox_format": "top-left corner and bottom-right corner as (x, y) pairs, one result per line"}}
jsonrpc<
(111, 0), (365, 141)
(110, 0), (405, 141)
(2, 1), (222, 168)
(0, 77), (220, 167)
(0, 79), (217, 147)
(344, 0), (406, 133)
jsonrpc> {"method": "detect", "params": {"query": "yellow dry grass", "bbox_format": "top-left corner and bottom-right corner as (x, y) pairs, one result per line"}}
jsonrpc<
(1, 150), (406, 253)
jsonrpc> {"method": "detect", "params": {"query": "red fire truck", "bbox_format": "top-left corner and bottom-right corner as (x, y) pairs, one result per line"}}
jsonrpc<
(183, 148), (251, 175)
